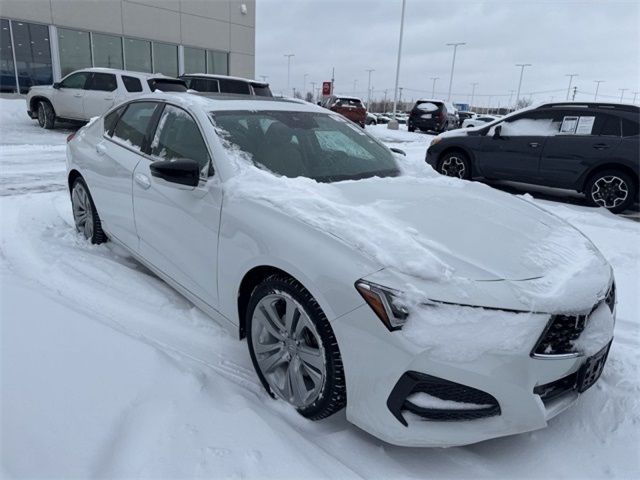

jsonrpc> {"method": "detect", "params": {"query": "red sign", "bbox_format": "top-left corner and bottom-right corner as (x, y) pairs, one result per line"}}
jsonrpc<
(322, 81), (332, 96)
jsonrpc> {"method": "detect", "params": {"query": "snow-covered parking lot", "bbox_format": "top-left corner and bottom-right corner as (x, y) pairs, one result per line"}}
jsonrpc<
(1, 98), (639, 478)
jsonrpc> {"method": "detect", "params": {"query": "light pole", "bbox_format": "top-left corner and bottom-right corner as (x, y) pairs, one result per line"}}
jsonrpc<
(515, 64), (532, 108)
(310, 81), (316, 102)
(446, 42), (465, 101)
(619, 88), (628, 102)
(508, 90), (515, 110)
(430, 76), (439, 98)
(565, 73), (578, 100)
(303, 73), (308, 95)
(470, 82), (478, 109)
(593, 80), (604, 101)
(633, 91), (639, 104)
(366, 68), (375, 109)
(284, 53), (294, 96)
(388, 0), (407, 130)
(353, 79), (358, 95)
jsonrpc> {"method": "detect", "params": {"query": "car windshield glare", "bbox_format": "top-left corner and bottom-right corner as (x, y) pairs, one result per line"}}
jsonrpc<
(210, 110), (400, 182)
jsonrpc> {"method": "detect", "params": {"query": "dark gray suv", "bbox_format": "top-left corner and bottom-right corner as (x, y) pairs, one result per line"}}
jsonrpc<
(426, 102), (639, 213)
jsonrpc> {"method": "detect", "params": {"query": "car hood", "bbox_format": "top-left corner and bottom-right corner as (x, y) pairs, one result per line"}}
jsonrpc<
(329, 176), (608, 283)
(28, 85), (53, 93)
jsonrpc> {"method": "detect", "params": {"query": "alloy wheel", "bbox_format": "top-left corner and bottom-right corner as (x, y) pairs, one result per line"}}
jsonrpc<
(440, 156), (466, 178)
(72, 182), (94, 240)
(591, 175), (629, 209)
(251, 292), (326, 408)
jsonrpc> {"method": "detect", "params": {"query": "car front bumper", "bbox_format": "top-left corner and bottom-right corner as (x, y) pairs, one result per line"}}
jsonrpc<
(332, 301), (614, 447)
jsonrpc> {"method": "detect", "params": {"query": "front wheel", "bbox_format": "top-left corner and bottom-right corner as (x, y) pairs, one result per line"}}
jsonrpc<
(585, 170), (637, 213)
(71, 178), (107, 244)
(438, 151), (471, 179)
(37, 101), (55, 129)
(247, 274), (346, 420)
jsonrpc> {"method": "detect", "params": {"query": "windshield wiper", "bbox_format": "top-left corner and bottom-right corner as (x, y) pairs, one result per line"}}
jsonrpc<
(314, 169), (400, 183)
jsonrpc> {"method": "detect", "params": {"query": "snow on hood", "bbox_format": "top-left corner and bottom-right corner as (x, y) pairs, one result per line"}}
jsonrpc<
(221, 143), (610, 313)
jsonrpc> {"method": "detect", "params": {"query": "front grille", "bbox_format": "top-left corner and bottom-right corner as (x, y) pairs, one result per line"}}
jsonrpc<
(532, 282), (615, 356)
(387, 371), (501, 426)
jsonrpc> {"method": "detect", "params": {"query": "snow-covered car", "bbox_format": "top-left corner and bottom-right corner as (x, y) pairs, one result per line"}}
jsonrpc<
(462, 115), (498, 128)
(26, 68), (187, 129)
(366, 112), (377, 125)
(65, 93), (616, 447)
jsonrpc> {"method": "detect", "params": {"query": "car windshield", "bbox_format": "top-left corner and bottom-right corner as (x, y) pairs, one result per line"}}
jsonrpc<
(211, 110), (400, 182)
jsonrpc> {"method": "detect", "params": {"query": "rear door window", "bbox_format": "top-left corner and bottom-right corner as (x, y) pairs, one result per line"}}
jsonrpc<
(218, 78), (251, 95)
(189, 78), (220, 92)
(596, 115), (622, 137)
(147, 78), (187, 92)
(122, 75), (143, 93)
(112, 102), (159, 151)
(104, 105), (126, 136)
(87, 73), (117, 92)
(621, 118), (639, 137)
(252, 84), (272, 97)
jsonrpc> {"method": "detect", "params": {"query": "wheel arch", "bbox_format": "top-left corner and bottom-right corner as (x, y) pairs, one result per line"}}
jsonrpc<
(67, 169), (83, 194)
(579, 162), (639, 193)
(437, 146), (478, 176)
(237, 265), (300, 339)
(29, 95), (54, 114)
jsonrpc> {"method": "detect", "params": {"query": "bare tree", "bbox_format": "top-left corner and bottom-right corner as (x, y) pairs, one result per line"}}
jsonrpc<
(515, 98), (533, 109)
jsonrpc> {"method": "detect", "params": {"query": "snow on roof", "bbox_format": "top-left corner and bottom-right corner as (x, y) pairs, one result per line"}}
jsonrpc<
(70, 67), (178, 80)
(333, 95), (363, 101)
(180, 73), (268, 85)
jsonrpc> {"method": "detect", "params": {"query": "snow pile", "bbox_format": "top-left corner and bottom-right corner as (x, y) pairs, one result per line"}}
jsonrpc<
(400, 302), (546, 362)
(500, 118), (559, 136)
(406, 392), (492, 410)
(573, 303), (615, 356)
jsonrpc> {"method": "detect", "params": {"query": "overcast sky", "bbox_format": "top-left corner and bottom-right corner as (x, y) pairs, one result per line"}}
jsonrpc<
(255, 0), (640, 106)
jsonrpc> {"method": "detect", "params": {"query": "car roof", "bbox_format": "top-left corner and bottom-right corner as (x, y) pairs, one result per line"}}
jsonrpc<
(72, 67), (177, 80)
(128, 91), (327, 113)
(536, 101), (639, 113)
(415, 98), (444, 104)
(180, 73), (268, 86)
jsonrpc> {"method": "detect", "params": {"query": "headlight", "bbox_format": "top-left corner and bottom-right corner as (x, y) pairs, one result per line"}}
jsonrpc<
(355, 280), (409, 331)
(430, 136), (442, 147)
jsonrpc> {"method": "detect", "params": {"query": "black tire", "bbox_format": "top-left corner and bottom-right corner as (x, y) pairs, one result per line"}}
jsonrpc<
(408, 125), (416, 132)
(37, 100), (55, 129)
(246, 274), (346, 420)
(71, 177), (107, 244)
(584, 169), (638, 214)
(437, 151), (471, 180)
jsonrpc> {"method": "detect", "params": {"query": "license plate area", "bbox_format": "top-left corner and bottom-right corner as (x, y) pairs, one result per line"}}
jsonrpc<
(577, 342), (611, 393)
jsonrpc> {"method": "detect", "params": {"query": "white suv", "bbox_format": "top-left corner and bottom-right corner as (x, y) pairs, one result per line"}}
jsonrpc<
(26, 68), (186, 129)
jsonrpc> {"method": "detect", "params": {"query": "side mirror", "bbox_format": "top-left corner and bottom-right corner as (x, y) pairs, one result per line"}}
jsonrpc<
(53, 82), (61, 89)
(150, 159), (200, 187)
(389, 147), (406, 156)
(493, 125), (502, 138)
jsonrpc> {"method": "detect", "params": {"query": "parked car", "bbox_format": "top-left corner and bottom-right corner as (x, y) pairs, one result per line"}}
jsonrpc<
(26, 68), (187, 129)
(426, 102), (640, 213)
(462, 115), (498, 128)
(395, 113), (409, 125)
(375, 113), (391, 125)
(366, 112), (377, 125)
(321, 95), (367, 127)
(457, 111), (476, 126)
(66, 92), (615, 447)
(408, 99), (458, 133)
(179, 73), (272, 97)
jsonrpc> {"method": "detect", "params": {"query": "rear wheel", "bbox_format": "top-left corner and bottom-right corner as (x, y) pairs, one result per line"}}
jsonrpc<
(585, 169), (637, 213)
(438, 151), (471, 179)
(247, 274), (346, 420)
(37, 100), (55, 129)
(71, 178), (107, 244)
(408, 125), (416, 132)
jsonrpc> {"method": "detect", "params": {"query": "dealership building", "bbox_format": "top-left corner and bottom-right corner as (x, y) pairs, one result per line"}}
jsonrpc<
(0, 0), (255, 93)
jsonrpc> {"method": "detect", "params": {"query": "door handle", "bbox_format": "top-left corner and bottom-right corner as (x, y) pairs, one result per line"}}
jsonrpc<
(593, 143), (610, 150)
(134, 173), (151, 189)
(96, 143), (107, 156)
(529, 142), (540, 148)
(73, 94), (82, 98)
(104, 97), (114, 101)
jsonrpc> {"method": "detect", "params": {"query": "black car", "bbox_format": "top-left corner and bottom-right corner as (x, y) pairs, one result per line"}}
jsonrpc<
(426, 102), (639, 213)
(179, 74), (272, 96)
(408, 99), (457, 133)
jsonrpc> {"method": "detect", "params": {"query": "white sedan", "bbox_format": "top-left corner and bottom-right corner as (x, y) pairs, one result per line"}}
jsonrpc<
(65, 92), (615, 447)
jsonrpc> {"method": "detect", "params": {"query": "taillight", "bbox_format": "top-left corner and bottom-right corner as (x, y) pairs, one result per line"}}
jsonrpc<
(66, 132), (76, 143)
(439, 110), (446, 120)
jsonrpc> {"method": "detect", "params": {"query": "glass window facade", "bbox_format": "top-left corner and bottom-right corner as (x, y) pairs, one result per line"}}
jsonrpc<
(0, 19), (16, 92)
(206, 50), (228, 75)
(152, 42), (177, 77)
(92, 33), (123, 69)
(124, 38), (151, 73)
(11, 20), (53, 92)
(58, 27), (91, 77)
(183, 46), (205, 74)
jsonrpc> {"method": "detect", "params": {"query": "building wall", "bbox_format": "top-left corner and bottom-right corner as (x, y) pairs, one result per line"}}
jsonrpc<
(0, 0), (255, 78)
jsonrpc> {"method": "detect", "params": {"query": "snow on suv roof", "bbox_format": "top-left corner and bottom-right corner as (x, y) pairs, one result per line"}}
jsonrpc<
(180, 73), (268, 85)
